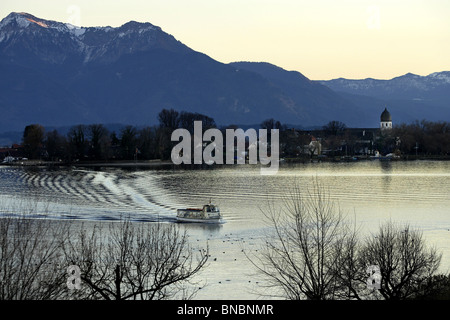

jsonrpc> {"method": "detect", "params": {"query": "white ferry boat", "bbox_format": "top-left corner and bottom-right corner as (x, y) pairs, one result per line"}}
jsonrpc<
(176, 201), (224, 224)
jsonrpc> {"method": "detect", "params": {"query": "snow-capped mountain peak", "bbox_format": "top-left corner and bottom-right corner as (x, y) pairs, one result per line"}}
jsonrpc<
(0, 12), (191, 63)
(0, 12), (86, 40)
(428, 71), (450, 84)
(65, 23), (86, 36)
(0, 12), (36, 28)
(0, 12), (158, 36)
(0, 12), (64, 30)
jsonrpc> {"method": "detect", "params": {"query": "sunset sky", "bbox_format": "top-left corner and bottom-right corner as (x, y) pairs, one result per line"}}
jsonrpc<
(1, 0), (449, 80)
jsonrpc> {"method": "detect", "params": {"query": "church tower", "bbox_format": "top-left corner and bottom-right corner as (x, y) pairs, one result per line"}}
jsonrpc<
(380, 107), (392, 130)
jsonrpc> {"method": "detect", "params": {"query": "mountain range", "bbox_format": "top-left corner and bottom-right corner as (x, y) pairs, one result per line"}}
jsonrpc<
(0, 12), (449, 137)
(319, 72), (450, 125)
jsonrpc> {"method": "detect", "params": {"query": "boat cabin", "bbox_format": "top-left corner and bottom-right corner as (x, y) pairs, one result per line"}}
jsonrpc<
(176, 203), (222, 222)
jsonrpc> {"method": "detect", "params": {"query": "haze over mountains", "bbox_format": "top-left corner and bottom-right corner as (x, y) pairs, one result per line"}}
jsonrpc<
(0, 12), (449, 136)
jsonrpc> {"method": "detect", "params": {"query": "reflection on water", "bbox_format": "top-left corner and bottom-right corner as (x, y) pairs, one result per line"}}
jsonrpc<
(0, 160), (449, 299)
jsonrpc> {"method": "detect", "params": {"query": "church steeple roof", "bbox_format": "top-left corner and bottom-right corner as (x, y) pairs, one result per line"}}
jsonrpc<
(380, 108), (392, 122)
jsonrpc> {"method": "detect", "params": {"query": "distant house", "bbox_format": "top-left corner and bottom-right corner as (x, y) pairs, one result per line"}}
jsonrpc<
(0, 144), (25, 162)
(343, 128), (378, 155)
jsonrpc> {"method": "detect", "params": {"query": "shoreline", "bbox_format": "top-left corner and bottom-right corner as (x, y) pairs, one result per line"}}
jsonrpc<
(0, 159), (174, 168)
(1, 155), (449, 168)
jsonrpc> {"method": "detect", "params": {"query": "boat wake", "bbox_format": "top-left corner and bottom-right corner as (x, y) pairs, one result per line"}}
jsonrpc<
(0, 167), (179, 223)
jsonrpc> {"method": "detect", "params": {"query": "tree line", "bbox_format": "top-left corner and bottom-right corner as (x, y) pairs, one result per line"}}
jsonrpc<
(20, 109), (281, 162)
(389, 120), (450, 156)
(21, 109), (216, 162)
(19, 113), (449, 162)
(321, 119), (450, 157)
(280, 120), (450, 159)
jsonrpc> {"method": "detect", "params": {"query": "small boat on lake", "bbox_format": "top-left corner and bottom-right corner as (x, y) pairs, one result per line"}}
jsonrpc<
(176, 201), (224, 224)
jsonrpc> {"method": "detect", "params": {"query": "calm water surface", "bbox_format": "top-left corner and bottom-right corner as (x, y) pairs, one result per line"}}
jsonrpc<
(0, 160), (449, 299)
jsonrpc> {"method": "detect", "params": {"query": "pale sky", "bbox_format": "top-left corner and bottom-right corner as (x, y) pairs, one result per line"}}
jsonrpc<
(1, 0), (449, 80)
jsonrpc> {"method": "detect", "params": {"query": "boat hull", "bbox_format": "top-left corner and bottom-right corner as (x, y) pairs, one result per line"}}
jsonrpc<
(176, 216), (225, 224)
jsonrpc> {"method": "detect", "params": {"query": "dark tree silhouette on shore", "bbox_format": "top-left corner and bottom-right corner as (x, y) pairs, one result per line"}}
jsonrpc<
(158, 108), (180, 130)
(359, 222), (442, 300)
(245, 180), (359, 300)
(23, 124), (45, 159)
(323, 120), (347, 136)
(63, 219), (209, 300)
(0, 205), (70, 300)
(245, 180), (446, 300)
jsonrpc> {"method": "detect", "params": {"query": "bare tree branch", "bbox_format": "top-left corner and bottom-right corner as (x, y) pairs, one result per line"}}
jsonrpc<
(63, 218), (208, 300)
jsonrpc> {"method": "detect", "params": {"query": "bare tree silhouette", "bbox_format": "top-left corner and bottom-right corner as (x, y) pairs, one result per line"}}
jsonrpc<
(63, 218), (209, 300)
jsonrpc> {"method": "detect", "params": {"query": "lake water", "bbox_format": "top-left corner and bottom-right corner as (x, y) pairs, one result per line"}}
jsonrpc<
(0, 160), (449, 299)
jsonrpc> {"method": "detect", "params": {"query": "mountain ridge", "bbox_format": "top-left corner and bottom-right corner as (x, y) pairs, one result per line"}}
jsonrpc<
(0, 12), (448, 135)
(0, 12), (191, 65)
(0, 12), (367, 132)
(319, 71), (450, 106)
